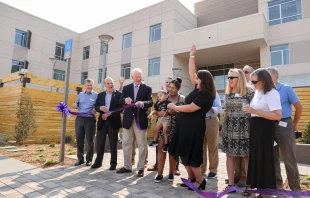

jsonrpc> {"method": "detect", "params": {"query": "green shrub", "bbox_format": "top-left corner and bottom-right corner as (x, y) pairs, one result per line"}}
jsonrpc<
(36, 157), (43, 162)
(306, 176), (310, 180)
(0, 135), (11, 145)
(73, 139), (77, 147)
(301, 179), (309, 185)
(37, 147), (45, 152)
(44, 158), (56, 165)
(41, 138), (48, 144)
(49, 142), (56, 147)
(38, 153), (45, 157)
(65, 135), (72, 143)
(67, 151), (76, 155)
(300, 121), (310, 144)
(52, 152), (59, 156)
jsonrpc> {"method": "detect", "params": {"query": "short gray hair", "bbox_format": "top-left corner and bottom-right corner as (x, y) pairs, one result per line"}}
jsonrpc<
(104, 77), (114, 82)
(131, 68), (142, 75)
(266, 67), (279, 77)
(243, 65), (254, 72)
(84, 78), (94, 84)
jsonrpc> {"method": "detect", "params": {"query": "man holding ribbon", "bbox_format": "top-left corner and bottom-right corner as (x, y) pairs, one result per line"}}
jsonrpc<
(72, 79), (98, 166)
(116, 68), (153, 177)
(91, 77), (122, 170)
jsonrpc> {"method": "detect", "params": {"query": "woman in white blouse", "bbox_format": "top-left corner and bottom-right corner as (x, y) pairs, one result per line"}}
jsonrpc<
(243, 68), (282, 198)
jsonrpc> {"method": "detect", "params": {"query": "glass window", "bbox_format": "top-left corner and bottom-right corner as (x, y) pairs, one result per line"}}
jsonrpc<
(149, 24), (161, 43)
(53, 69), (65, 81)
(98, 68), (107, 83)
(11, 60), (24, 73)
(121, 64), (131, 80)
(14, 29), (27, 47)
(268, 0), (302, 26)
(81, 72), (88, 84)
(122, 33), (132, 49)
(83, 46), (90, 60)
(55, 42), (66, 61)
(270, 44), (290, 66)
(148, 58), (160, 76)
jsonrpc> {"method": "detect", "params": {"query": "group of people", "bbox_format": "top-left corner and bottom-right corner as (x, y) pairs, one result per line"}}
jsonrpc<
(71, 44), (303, 197)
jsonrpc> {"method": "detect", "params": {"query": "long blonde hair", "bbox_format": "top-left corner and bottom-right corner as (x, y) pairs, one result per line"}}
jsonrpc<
(225, 69), (248, 96)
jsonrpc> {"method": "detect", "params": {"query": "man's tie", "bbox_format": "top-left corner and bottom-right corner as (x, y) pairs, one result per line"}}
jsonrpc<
(134, 85), (138, 102)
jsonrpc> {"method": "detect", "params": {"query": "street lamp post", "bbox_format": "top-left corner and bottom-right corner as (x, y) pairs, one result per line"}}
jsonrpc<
(98, 34), (113, 91)
(49, 57), (60, 91)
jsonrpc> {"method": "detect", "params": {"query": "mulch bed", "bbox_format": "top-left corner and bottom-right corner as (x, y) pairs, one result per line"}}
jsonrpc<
(0, 143), (77, 168)
(283, 175), (310, 192)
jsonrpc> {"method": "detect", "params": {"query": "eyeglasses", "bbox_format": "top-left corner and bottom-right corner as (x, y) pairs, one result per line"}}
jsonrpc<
(227, 76), (239, 80)
(251, 80), (260, 84)
(243, 70), (250, 74)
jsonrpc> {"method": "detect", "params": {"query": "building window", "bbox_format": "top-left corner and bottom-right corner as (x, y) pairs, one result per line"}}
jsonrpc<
(149, 24), (161, 43)
(53, 69), (65, 81)
(270, 44), (290, 66)
(14, 29), (27, 47)
(11, 60), (24, 73)
(148, 58), (160, 76)
(98, 68), (107, 83)
(121, 64), (131, 80)
(198, 63), (234, 90)
(83, 46), (90, 60)
(81, 72), (88, 84)
(55, 42), (65, 61)
(122, 33), (132, 49)
(268, 0), (302, 26)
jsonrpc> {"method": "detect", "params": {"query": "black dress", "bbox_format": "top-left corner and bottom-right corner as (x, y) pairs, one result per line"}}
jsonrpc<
(169, 89), (214, 167)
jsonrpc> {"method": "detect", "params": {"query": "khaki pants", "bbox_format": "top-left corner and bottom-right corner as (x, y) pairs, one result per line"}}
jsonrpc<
(274, 118), (301, 191)
(122, 118), (147, 171)
(132, 135), (148, 165)
(201, 117), (219, 173)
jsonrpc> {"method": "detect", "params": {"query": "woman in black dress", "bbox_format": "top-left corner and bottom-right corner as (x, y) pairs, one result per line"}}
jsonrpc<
(168, 45), (216, 190)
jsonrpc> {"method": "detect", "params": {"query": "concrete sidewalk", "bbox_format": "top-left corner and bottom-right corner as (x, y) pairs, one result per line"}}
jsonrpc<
(0, 149), (309, 198)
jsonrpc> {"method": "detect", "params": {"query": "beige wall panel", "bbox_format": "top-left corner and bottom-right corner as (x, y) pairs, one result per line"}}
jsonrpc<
(149, 41), (161, 56)
(40, 52), (53, 66)
(89, 26), (103, 39)
(109, 18), (123, 32)
(29, 34), (43, 52)
(162, 20), (174, 39)
(110, 27), (123, 37)
(29, 63), (42, 77)
(302, 0), (310, 19)
(121, 48), (131, 63)
(160, 55), (173, 75)
(79, 30), (92, 42)
(174, 11), (195, 30)
(27, 49), (42, 63)
(133, 19), (150, 32)
(261, 62), (310, 76)
(290, 40), (310, 64)
(133, 8), (150, 23)
(150, 15), (162, 26)
(41, 38), (55, 55)
(174, 0), (197, 28)
(54, 60), (66, 70)
(162, 10), (174, 22)
(12, 45), (28, 61)
(123, 25), (133, 35)
(0, 24), (15, 44)
(89, 56), (100, 68)
(89, 42), (100, 58)
(82, 59), (89, 71)
(108, 35), (122, 53)
(0, 40), (14, 57)
(40, 65), (53, 78)
(161, 38), (173, 53)
(150, 3), (162, 17)
(0, 57), (12, 75)
(1, 15), (29, 35)
(123, 14), (134, 27)
(132, 44), (149, 59)
(174, 20), (187, 33)
(107, 50), (121, 65)
(162, 0), (174, 13)
(132, 27), (149, 47)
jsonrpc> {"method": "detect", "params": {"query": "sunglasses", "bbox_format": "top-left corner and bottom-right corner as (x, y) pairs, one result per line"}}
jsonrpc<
(227, 76), (239, 80)
(251, 80), (260, 84)
(243, 70), (250, 74)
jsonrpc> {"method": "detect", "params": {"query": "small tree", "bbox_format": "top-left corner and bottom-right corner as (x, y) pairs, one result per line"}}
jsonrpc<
(15, 93), (37, 144)
(300, 121), (310, 144)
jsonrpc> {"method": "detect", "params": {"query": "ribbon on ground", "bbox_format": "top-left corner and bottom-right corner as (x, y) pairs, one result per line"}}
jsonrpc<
(56, 102), (141, 129)
(182, 178), (310, 198)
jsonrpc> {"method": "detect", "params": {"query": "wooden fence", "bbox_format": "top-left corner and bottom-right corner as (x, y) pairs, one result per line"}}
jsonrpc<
(293, 87), (310, 132)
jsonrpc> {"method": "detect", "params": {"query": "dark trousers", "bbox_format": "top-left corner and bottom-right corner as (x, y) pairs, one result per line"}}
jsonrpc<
(75, 116), (96, 162)
(95, 120), (119, 166)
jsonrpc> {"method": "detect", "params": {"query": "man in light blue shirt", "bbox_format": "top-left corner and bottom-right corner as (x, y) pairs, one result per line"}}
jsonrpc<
(267, 67), (302, 192)
(201, 92), (222, 179)
(72, 79), (98, 167)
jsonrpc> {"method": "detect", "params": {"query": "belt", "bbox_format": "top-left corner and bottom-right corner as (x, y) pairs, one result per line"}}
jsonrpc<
(206, 116), (216, 120)
(281, 117), (291, 121)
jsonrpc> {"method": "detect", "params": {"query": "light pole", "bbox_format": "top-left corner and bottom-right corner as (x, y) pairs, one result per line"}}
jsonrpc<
(49, 57), (60, 91)
(98, 34), (113, 91)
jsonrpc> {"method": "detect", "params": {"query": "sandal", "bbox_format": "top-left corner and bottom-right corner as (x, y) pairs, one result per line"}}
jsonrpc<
(242, 186), (251, 196)
(225, 185), (236, 194)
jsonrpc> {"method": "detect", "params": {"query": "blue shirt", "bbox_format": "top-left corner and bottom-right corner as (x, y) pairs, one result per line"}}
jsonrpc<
(105, 92), (112, 111)
(276, 82), (299, 118)
(206, 92), (222, 117)
(75, 90), (98, 114)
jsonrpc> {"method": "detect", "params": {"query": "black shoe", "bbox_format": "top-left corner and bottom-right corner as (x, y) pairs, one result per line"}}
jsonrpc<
(149, 141), (158, 147)
(74, 160), (84, 166)
(109, 164), (116, 170)
(188, 179), (206, 191)
(85, 161), (92, 166)
(90, 163), (102, 169)
(154, 175), (163, 183)
(162, 144), (168, 152)
(168, 174), (174, 182)
(180, 177), (196, 187)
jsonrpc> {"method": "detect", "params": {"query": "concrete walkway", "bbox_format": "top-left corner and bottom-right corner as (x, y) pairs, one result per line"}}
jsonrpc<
(0, 149), (309, 198)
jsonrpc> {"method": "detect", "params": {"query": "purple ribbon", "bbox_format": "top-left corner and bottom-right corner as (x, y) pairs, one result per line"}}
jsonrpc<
(56, 102), (142, 129)
(182, 178), (310, 197)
